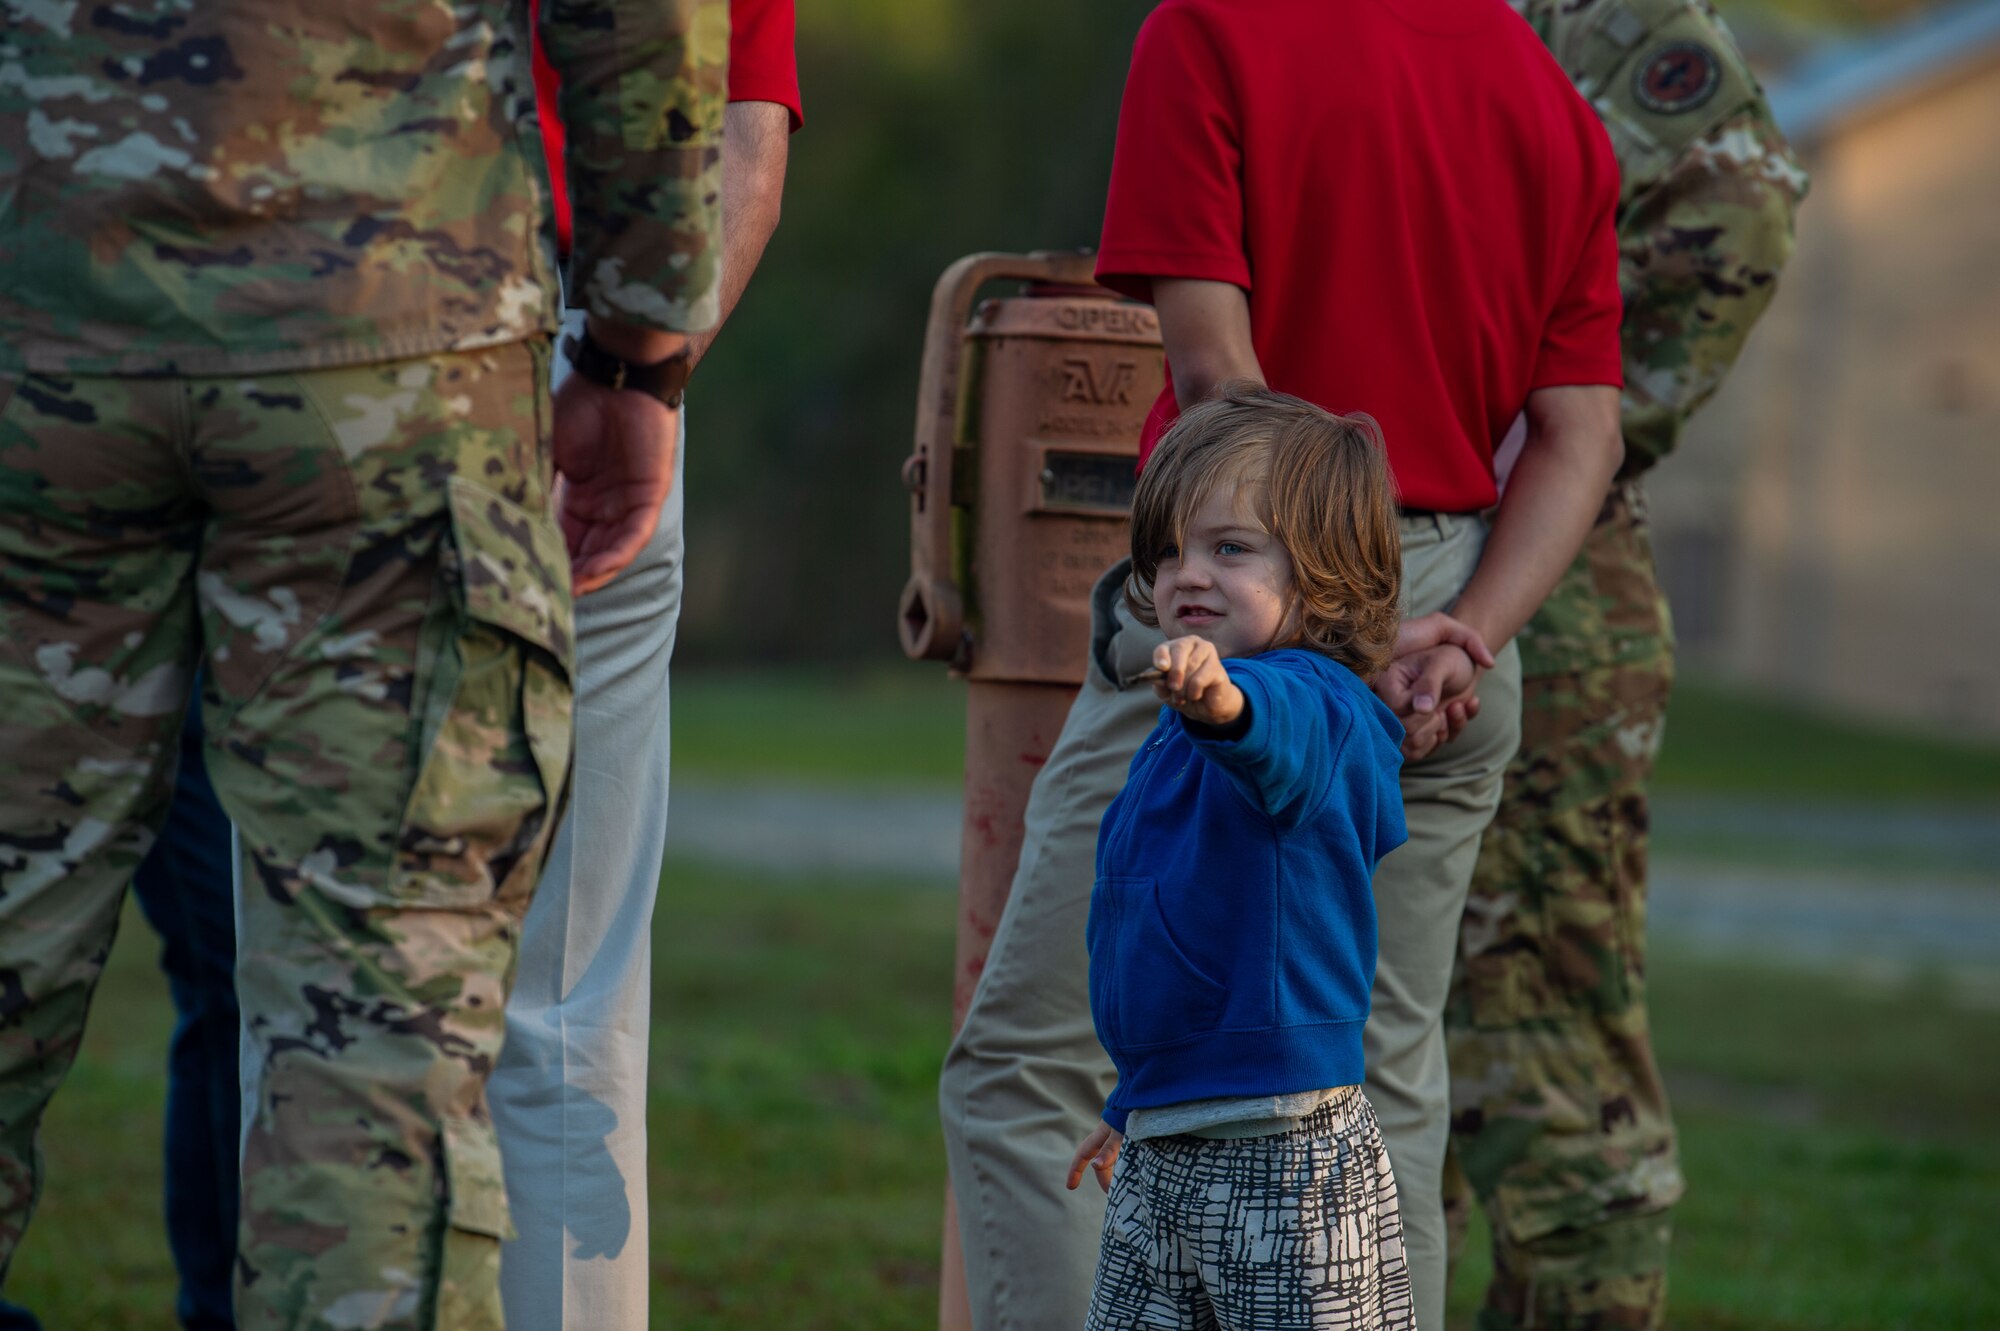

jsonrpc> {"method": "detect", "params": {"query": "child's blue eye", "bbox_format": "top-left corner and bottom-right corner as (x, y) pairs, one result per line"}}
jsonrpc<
(1159, 544), (1180, 561)
(1218, 541), (1245, 556)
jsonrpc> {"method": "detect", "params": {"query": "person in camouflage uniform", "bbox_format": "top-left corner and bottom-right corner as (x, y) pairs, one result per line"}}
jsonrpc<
(1443, 1), (1809, 1325)
(0, 2), (724, 1327)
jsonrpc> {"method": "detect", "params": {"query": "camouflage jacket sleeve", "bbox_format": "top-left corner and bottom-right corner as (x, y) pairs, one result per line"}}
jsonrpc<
(539, 0), (728, 333)
(1617, 104), (1808, 478)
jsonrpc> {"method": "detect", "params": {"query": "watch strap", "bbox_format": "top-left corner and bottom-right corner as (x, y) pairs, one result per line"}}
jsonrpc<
(562, 328), (693, 407)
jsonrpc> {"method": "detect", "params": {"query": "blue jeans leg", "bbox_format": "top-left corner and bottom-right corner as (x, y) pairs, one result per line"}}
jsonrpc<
(129, 702), (240, 1331)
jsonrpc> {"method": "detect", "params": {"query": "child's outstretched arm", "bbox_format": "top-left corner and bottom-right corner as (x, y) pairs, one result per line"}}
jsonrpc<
(1156, 636), (1361, 824)
(1066, 1122), (1125, 1194)
(1149, 637), (1246, 731)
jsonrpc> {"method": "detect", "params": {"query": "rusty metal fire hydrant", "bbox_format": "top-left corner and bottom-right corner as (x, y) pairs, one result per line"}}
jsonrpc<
(898, 250), (1164, 1330)
(899, 249), (1163, 1024)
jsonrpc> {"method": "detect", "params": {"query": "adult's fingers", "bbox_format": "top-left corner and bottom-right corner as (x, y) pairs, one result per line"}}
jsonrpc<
(552, 378), (677, 595)
(566, 498), (663, 595)
(1398, 612), (1496, 669)
(1434, 616), (1496, 669)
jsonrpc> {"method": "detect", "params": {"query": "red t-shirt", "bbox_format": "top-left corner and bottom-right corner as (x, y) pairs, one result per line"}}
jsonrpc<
(532, 0), (803, 252)
(1096, 0), (1623, 512)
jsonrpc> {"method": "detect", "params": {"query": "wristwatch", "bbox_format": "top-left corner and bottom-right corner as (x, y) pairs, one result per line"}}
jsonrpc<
(561, 326), (693, 407)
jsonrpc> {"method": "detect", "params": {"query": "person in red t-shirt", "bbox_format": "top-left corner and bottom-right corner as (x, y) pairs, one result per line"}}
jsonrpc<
(937, 2), (1625, 1328)
(488, 5), (801, 1327)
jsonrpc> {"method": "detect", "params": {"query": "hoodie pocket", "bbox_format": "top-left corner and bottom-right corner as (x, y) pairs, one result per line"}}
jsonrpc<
(1090, 875), (1228, 1050)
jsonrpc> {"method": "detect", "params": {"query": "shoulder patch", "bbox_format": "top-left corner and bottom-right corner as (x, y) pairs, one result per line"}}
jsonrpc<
(1633, 40), (1722, 114)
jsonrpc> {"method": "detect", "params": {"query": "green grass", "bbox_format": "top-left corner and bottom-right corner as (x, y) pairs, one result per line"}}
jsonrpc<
(12, 871), (1999, 1328)
(4, 909), (181, 1326)
(1451, 1102), (2000, 1331)
(1449, 947), (2000, 1330)
(646, 866), (955, 1326)
(674, 667), (2000, 806)
(675, 667), (967, 787)
(1653, 679), (2000, 806)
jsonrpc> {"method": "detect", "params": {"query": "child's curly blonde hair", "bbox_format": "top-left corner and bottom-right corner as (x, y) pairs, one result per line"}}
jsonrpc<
(1126, 384), (1403, 679)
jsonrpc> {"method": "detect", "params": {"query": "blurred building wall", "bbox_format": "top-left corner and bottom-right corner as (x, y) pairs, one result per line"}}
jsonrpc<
(1649, 43), (2000, 739)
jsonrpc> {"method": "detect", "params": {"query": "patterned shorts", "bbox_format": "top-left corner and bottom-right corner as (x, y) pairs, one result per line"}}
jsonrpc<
(1086, 1091), (1417, 1330)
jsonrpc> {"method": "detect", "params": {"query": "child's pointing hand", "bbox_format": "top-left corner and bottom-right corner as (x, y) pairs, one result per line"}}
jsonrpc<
(1150, 636), (1246, 729)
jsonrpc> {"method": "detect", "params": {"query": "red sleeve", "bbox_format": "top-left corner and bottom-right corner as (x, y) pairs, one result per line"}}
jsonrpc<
(729, 0), (804, 131)
(1095, 4), (1248, 304)
(530, 0), (572, 253)
(1531, 151), (1625, 390)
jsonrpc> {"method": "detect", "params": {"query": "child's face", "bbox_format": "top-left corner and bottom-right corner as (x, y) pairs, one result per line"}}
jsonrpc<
(1154, 486), (1296, 658)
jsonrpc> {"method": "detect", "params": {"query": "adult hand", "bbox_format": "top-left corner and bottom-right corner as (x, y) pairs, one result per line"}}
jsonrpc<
(1065, 1122), (1125, 1194)
(1374, 642), (1484, 762)
(552, 370), (680, 595)
(1149, 637), (1246, 729)
(1395, 611), (1496, 670)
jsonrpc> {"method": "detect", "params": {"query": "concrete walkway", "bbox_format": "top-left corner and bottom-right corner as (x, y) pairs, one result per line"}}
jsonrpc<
(1646, 863), (2000, 968)
(669, 781), (963, 881)
(667, 780), (2000, 970)
(1649, 793), (2000, 877)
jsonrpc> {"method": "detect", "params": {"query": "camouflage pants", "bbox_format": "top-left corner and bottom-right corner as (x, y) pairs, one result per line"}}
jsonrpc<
(0, 344), (573, 1330)
(1443, 493), (1683, 1330)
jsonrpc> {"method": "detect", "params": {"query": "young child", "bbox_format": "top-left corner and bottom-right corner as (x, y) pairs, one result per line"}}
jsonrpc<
(1065, 386), (1417, 1330)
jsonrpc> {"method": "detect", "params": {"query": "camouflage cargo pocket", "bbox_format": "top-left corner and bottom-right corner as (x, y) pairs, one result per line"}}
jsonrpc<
(442, 1112), (514, 1241)
(430, 1112), (513, 1329)
(392, 477), (574, 911)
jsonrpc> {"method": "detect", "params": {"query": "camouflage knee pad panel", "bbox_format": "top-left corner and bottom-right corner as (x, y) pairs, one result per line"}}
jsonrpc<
(0, 344), (572, 1329)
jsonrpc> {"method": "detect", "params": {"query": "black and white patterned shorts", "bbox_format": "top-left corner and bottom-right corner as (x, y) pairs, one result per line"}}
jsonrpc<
(1085, 1091), (1416, 1330)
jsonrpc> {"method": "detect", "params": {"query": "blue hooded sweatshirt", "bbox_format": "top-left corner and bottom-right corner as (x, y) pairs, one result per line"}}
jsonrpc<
(1087, 648), (1408, 1132)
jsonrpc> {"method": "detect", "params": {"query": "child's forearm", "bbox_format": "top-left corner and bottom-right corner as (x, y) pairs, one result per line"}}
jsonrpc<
(1181, 695), (1251, 742)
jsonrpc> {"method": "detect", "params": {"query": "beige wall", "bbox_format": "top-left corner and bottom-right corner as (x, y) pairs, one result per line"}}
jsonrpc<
(1649, 54), (2000, 739)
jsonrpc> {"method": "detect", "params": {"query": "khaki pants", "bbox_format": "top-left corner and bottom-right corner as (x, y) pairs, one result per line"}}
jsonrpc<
(491, 325), (688, 1330)
(0, 346), (571, 1330)
(939, 514), (1520, 1331)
